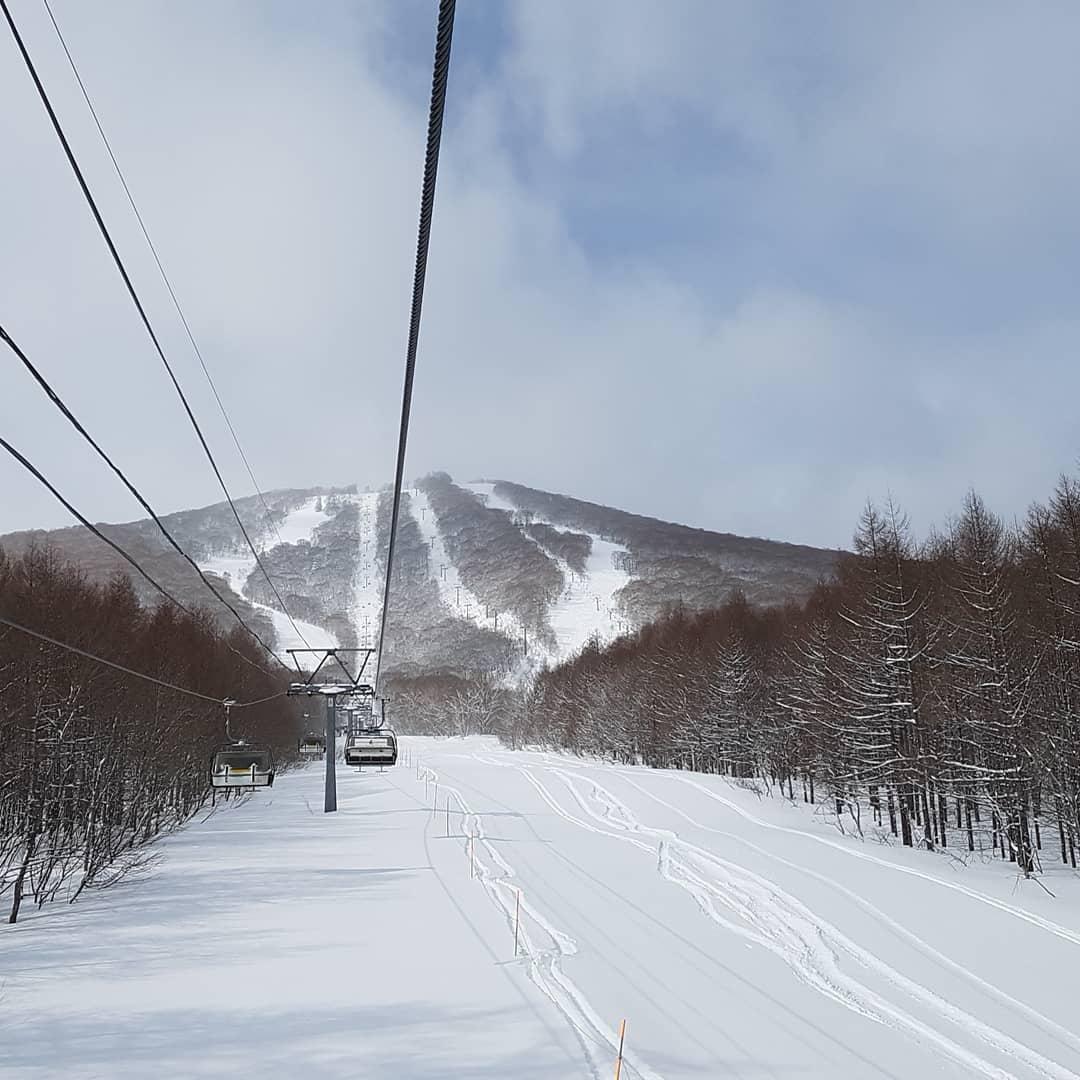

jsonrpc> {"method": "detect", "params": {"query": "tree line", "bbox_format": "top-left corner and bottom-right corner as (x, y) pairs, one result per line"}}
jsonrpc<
(387, 672), (510, 739)
(516, 475), (1080, 876)
(0, 545), (298, 923)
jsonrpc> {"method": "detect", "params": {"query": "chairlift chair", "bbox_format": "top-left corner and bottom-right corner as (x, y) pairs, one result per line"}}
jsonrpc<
(210, 746), (275, 788)
(298, 734), (326, 758)
(210, 698), (274, 789)
(343, 728), (398, 767)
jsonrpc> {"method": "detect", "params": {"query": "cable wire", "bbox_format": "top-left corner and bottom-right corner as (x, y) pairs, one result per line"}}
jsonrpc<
(0, 0), (309, 647)
(0, 613), (283, 707)
(39, 0), (287, 551)
(0, 433), (282, 678)
(0, 322), (289, 673)
(375, 0), (456, 691)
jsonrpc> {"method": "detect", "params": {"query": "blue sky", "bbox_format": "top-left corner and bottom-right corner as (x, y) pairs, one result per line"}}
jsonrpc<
(1, 1), (1078, 549)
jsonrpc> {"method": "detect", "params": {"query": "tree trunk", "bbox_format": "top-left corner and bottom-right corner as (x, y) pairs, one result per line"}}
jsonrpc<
(898, 784), (913, 847)
(9, 834), (37, 924)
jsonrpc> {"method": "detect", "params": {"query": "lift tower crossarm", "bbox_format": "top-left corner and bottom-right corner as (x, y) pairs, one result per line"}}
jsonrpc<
(285, 647), (374, 692)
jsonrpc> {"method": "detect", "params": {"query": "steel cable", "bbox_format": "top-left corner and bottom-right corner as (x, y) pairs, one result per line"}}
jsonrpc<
(375, 0), (456, 690)
(0, 0), (309, 648)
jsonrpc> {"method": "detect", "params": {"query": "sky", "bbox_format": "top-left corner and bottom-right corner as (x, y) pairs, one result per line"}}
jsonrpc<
(1, 0), (1078, 550)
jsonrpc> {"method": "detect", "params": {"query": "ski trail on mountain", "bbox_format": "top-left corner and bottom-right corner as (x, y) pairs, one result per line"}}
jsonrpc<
(349, 490), (381, 648)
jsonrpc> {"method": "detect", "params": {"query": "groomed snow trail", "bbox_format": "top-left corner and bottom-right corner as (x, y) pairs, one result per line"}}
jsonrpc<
(410, 489), (492, 632)
(5, 739), (1080, 1079)
(466, 482), (633, 659)
(198, 496), (337, 652)
(350, 490), (382, 648)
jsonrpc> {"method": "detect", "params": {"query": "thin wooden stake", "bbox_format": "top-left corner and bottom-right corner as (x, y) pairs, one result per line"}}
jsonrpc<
(614, 1019), (627, 1080)
(446, 798), (450, 836)
(514, 889), (522, 956)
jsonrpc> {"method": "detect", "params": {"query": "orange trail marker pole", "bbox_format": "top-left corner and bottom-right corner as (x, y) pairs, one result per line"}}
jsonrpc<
(614, 1019), (627, 1080)
(514, 889), (522, 956)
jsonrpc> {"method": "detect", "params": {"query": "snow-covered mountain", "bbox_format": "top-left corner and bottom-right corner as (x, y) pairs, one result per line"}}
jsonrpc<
(0, 474), (837, 678)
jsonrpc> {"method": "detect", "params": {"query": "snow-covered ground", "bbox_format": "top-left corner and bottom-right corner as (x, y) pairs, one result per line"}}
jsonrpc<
(543, 535), (632, 654)
(198, 496), (337, 653)
(6, 738), (1080, 1079)
(467, 480), (519, 516)
(467, 482), (633, 658)
(349, 490), (382, 649)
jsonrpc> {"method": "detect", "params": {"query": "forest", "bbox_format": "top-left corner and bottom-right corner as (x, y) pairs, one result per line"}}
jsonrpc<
(0, 546), (298, 922)
(516, 475), (1080, 876)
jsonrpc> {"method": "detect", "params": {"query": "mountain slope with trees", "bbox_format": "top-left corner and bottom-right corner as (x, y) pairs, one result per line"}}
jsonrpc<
(1, 475), (837, 675)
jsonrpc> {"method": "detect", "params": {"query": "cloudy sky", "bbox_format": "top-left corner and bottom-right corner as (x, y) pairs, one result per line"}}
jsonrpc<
(1, 1), (1077, 549)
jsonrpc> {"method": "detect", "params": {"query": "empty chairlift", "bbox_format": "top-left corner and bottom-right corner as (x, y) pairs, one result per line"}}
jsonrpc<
(298, 734), (326, 758)
(343, 728), (398, 767)
(210, 746), (275, 789)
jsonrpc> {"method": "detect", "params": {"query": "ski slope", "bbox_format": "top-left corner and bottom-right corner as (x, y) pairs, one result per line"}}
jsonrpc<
(5, 739), (1080, 1079)
(411, 488), (491, 629)
(468, 482), (633, 659)
(349, 490), (382, 649)
(198, 496), (337, 652)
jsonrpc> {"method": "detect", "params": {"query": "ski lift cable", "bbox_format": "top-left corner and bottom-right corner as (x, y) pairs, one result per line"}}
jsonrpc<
(0, 433), (286, 678)
(38, 0), (288, 553)
(0, 0), (310, 649)
(0, 324), (293, 675)
(374, 0), (457, 692)
(0, 613), (284, 708)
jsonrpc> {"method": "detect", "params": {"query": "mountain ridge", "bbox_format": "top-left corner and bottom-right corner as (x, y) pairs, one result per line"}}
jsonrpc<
(0, 475), (840, 677)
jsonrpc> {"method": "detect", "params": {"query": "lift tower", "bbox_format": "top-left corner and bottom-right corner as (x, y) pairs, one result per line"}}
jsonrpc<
(285, 648), (375, 812)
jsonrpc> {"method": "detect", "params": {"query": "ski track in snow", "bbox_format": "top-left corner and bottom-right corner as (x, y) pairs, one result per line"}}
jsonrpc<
(666, 773), (1080, 950)
(616, 773), (1080, 1065)
(509, 750), (1080, 951)
(451, 746), (1080, 1079)
(415, 759), (662, 1080)
(538, 767), (1077, 1080)
(198, 496), (336, 652)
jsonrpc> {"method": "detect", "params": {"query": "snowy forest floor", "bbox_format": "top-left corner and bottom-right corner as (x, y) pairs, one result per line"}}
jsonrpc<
(3, 738), (1080, 1079)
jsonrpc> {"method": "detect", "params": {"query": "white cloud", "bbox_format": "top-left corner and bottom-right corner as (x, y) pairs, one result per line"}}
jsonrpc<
(0, 0), (1077, 553)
